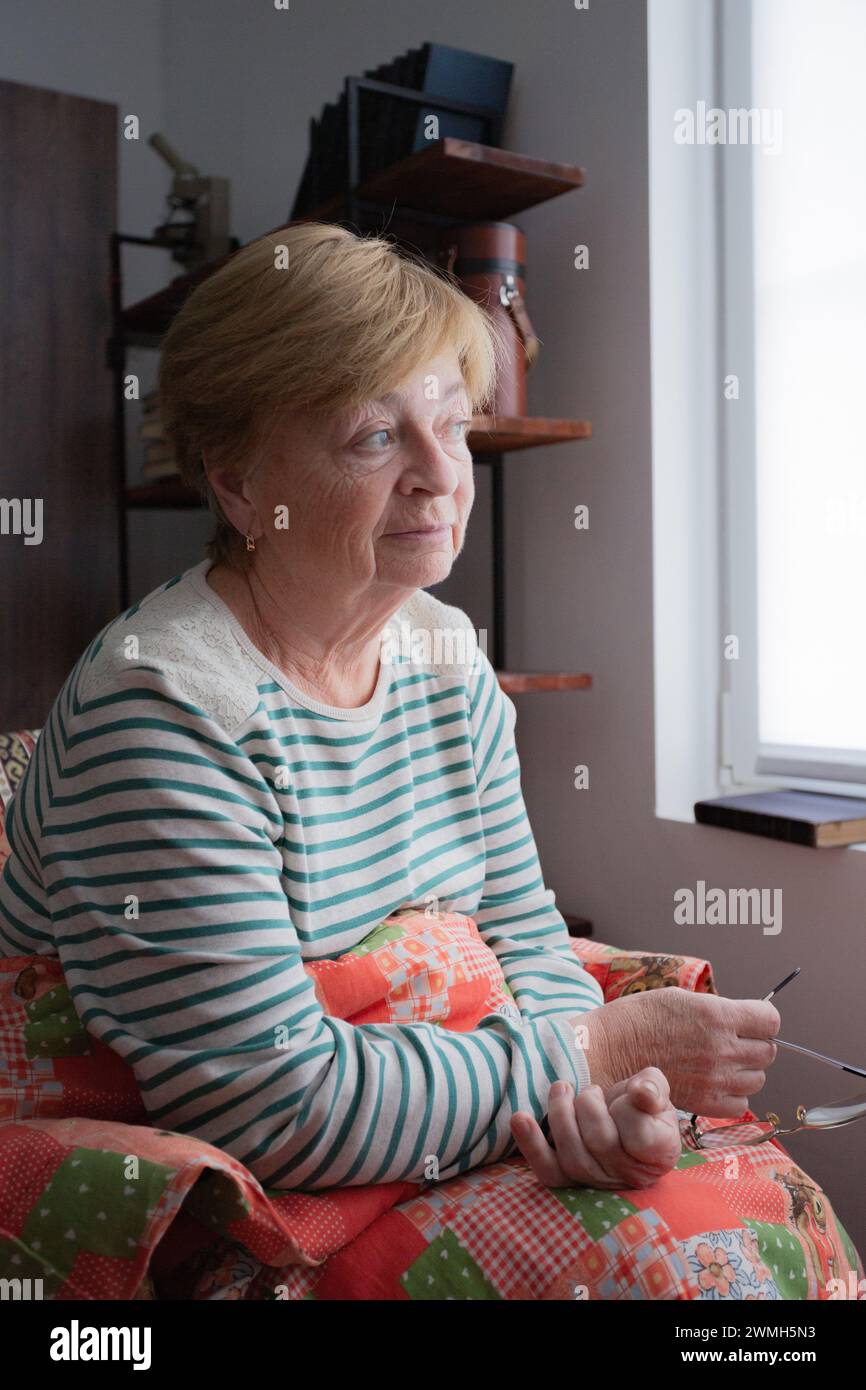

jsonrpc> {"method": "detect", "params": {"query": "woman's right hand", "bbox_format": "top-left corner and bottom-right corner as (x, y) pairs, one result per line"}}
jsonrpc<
(511, 1066), (682, 1191)
(571, 989), (780, 1118)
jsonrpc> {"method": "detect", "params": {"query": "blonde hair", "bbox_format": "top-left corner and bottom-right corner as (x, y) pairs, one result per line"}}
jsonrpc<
(158, 222), (503, 568)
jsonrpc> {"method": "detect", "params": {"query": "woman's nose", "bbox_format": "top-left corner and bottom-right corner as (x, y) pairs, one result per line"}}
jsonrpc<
(399, 428), (461, 495)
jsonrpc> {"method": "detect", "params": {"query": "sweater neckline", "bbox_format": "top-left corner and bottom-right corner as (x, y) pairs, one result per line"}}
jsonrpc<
(184, 559), (396, 722)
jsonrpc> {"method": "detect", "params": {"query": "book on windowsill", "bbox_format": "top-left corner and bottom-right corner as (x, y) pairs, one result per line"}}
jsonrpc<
(694, 789), (866, 848)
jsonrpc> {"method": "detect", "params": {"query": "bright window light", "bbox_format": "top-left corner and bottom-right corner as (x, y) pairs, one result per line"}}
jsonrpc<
(753, 0), (866, 753)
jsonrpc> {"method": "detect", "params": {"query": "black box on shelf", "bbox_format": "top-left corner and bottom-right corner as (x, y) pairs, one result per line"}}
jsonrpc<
(290, 43), (513, 219)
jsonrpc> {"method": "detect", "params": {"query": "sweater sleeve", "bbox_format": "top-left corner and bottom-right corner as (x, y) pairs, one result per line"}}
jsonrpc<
(21, 661), (595, 1191)
(468, 652), (605, 1041)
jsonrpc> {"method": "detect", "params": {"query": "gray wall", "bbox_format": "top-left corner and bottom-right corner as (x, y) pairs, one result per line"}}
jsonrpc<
(3, 0), (863, 1255)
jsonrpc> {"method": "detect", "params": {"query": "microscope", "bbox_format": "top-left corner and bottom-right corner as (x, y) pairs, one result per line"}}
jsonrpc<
(148, 133), (235, 273)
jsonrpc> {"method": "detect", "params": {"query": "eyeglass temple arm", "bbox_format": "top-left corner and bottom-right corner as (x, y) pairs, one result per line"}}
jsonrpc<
(688, 1030), (866, 1139)
(773, 1035), (866, 1079)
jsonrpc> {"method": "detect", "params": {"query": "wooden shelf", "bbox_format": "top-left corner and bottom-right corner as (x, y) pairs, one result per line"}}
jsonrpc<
(120, 255), (234, 337)
(495, 672), (592, 694)
(118, 140), (587, 336)
(470, 416), (591, 454)
(304, 138), (586, 223)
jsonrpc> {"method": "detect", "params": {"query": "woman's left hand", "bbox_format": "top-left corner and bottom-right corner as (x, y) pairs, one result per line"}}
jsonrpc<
(509, 1066), (682, 1190)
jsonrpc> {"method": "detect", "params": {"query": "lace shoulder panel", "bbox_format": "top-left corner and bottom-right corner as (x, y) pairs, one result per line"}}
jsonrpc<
(80, 575), (261, 735)
(394, 589), (486, 680)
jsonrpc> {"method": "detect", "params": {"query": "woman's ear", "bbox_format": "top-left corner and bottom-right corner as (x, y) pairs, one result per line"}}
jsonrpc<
(203, 452), (260, 541)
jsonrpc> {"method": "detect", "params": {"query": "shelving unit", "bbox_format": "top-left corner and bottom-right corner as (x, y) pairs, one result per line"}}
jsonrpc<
(107, 231), (235, 606)
(108, 74), (595, 936)
(109, 109), (593, 687)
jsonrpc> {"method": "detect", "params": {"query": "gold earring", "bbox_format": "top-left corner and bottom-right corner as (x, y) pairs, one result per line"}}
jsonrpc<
(245, 533), (256, 552)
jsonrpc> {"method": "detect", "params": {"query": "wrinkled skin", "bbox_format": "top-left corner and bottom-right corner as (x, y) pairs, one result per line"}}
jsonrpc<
(512, 990), (780, 1189)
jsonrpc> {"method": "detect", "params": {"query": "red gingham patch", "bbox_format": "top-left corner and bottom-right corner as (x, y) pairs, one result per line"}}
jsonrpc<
(446, 1166), (588, 1298)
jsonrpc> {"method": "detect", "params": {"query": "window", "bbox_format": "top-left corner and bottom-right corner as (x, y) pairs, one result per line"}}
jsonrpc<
(722, 0), (866, 793)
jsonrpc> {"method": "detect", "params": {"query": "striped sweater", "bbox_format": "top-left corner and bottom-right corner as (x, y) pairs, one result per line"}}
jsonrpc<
(0, 559), (603, 1189)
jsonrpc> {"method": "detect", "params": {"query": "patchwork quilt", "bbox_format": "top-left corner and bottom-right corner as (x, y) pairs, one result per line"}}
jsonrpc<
(0, 918), (861, 1301)
(0, 730), (861, 1300)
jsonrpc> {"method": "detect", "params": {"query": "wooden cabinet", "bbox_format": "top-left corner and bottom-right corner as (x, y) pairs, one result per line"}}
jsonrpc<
(0, 79), (119, 727)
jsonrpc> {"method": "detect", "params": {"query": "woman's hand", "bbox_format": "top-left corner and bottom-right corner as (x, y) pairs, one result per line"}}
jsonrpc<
(574, 989), (780, 1119)
(510, 1066), (681, 1190)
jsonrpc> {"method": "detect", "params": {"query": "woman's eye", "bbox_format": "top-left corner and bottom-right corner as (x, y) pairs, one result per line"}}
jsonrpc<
(352, 418), (471, 453)
(357, 428), (393, 450)
(448, 418), (473, 440)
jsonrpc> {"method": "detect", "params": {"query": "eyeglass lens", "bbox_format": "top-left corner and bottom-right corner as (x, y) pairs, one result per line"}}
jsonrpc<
(693, 1091), (866, 1148)
(693, 1119), (777, 1148)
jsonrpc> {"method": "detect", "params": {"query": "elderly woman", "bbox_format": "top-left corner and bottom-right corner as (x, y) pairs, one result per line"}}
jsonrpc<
(0, 223), (778, 1193)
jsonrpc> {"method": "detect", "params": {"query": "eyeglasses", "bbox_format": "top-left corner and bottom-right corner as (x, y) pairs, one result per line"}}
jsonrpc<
(688, 967), (866, 1150)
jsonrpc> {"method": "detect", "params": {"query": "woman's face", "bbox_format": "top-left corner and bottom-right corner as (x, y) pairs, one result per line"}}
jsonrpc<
(243, 350), (475, 599)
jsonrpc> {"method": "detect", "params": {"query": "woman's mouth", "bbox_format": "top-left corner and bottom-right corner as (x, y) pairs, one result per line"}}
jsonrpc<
(385, 524), (452, 542)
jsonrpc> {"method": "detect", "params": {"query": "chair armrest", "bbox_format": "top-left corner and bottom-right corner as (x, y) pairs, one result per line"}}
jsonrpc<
(570, 937), (716, 1002)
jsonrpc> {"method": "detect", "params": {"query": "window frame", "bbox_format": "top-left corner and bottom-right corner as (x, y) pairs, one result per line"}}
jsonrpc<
(720, 0), (866, 797)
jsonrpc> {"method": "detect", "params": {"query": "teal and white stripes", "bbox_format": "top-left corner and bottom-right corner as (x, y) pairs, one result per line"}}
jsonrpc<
(0, 560), (603, 1189)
